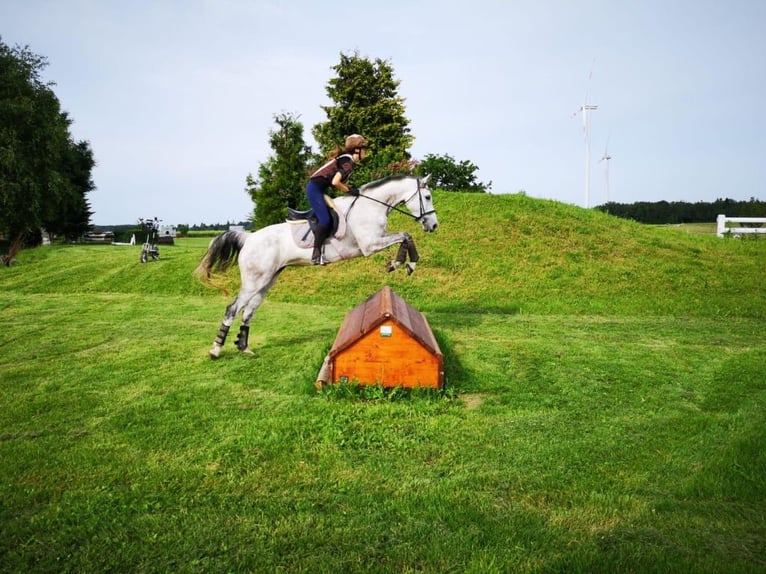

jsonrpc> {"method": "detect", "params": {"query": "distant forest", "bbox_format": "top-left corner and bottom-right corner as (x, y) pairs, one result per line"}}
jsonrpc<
(595, 198), (766, 224)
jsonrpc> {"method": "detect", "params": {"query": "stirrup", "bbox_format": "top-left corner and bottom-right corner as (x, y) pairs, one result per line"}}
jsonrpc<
(311, 248), (326, 265)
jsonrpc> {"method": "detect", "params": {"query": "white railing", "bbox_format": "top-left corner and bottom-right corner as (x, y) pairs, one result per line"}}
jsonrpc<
(716, 214), (766, 237)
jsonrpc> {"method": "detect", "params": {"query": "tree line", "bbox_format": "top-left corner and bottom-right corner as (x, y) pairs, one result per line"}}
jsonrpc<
(1, 38), (95, 265)
(595, 197), (766, 224)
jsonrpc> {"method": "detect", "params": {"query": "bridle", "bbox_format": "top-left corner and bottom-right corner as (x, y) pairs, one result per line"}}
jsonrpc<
(352, 177), (436, 223)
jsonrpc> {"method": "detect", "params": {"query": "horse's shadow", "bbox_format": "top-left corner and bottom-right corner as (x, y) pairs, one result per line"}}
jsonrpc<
(257, 328), (337, 351)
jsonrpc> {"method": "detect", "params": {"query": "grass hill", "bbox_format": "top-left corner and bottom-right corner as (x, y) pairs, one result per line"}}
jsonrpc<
(2, 192), (765, 572)
(4, 191), (765, 317)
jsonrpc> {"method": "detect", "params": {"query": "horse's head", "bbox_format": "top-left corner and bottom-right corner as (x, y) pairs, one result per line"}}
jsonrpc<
(404, 174), (439, 233)
(357, 174), (438, 232)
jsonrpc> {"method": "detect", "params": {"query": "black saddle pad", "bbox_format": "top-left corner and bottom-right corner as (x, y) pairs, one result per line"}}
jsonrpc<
(287, 207), (312, 221)
(287, 207), (339, 238)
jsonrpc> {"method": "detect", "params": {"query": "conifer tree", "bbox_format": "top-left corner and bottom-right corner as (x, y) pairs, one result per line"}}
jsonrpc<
(246, 112), (312, 229)
(312, 52), (413, 183)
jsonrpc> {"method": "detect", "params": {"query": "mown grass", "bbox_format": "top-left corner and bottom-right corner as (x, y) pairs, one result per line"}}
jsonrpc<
(1, 192), (765, 573)
(656, 222), (718, 235)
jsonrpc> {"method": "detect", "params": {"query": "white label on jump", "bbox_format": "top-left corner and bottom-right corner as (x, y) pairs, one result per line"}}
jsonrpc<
(380, 325), (393, 337)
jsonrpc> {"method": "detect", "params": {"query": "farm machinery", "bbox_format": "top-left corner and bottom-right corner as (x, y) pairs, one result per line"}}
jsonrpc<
(139, 217), (161, 263)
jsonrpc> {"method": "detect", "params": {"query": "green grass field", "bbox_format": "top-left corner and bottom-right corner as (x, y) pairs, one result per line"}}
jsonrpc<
(2, 192), (765, 573)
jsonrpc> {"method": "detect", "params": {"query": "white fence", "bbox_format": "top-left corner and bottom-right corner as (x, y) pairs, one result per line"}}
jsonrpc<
(716, 214), (766, 238)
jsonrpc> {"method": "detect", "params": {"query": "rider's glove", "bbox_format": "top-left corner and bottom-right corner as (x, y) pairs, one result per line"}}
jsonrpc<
(348, 186), (360, 196)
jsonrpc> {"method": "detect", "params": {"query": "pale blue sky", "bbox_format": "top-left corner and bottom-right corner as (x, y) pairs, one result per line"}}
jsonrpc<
(2, 0), (764, 225)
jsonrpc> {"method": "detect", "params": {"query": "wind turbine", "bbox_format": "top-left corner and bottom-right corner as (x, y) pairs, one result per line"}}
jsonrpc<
(574, 60), (598, 208)
(599, 138), (612, 204)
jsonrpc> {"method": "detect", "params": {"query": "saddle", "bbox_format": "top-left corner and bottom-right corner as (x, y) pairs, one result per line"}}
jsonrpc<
(286, 205), (347, 249)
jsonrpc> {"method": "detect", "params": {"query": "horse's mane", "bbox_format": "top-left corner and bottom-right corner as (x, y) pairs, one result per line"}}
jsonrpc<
(361, 174), (412, 191)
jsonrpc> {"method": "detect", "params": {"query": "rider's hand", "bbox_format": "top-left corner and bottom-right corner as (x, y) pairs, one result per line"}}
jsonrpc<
(348, 186), (360, 196)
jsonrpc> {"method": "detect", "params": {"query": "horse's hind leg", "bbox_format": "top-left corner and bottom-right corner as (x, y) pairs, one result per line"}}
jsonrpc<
(235, 271), (284, 354)
(209, 290), (253, 359)
(231, 295), (261, 355)
(232, 295), (263, 355)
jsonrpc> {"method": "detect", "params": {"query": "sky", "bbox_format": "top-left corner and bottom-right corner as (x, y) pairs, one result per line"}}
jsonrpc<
(2, 0), (765, 225)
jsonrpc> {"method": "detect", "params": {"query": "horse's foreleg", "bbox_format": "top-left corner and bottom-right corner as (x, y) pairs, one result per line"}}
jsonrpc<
(387, 240), (410, 273)
(358, 231), (422, 275)
(405, 238), (419, 275)
(383, 233), (419, 275)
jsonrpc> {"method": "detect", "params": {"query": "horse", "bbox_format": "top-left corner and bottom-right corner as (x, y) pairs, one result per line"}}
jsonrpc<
(194, 174), (439, 359)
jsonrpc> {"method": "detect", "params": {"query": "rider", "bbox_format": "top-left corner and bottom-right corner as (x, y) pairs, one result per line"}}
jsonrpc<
(306, 134), (368, 265)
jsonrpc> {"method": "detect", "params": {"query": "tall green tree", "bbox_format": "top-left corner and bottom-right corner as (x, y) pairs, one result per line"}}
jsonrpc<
(312, 51), (413, 183)
(246, 112), (312, 229)
(46, 138), (95, 240)
(0, 38), (95, 264)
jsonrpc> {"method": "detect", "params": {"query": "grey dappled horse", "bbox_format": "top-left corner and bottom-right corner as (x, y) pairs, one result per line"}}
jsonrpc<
(195, 174), (438, 358)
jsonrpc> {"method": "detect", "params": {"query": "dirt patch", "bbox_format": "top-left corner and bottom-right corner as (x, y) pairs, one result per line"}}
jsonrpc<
(461, 393), (485, 410)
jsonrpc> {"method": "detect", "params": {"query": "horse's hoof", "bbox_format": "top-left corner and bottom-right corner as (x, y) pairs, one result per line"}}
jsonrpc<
(406, 263), (416, 276)
(240, 347), (255, 356)
(209, 346), (221, 359)
(387, 261), (399, 273)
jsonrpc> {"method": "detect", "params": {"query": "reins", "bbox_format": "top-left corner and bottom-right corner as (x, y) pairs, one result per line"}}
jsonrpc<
(348, 177), (435, 223)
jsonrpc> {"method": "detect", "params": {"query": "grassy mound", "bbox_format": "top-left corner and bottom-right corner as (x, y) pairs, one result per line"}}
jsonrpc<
(4, 192), (765, 317)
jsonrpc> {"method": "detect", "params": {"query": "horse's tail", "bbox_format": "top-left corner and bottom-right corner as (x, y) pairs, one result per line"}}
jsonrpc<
(193, 230), (248, 287)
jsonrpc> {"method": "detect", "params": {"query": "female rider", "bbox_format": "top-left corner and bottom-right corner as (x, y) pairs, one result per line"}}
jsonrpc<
(306, 134), (368, 265)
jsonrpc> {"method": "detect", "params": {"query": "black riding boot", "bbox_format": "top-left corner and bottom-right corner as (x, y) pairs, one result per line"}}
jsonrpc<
(311, 224), (330, 265)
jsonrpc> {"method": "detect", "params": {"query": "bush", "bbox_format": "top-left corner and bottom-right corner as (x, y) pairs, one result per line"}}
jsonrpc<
(416, 153), (491, 193)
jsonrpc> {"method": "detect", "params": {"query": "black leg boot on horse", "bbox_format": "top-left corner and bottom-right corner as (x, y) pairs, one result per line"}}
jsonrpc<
(311, 224), (330, 265)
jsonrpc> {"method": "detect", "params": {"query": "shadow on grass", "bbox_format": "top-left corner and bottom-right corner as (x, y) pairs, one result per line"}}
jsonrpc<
(426, 300), (523, 316)
(433, 328), (471, 392)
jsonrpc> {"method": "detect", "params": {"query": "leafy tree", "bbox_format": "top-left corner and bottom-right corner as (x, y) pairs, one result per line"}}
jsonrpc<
(245, 112), (312, 229)
(312, 51), (413, 183)
(416, 153), (492, 193)
(0, 38), (95, 264)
